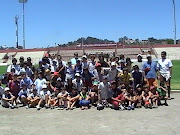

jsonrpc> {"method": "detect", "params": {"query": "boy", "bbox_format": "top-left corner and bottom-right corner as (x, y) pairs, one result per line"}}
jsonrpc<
(149, 86), (159, 108)
(37, 84), (51, 110)
(142, 86), (152, 109)
(57, 87), (68, 110)
(1, 87), (16, 109)
(27, 88), (40, 108)
(88, 82), (99, 106)
(157, 86), (168, 106)
(67, 87), (80, 110)
(47, 88), (60, 109)
(79, 87), (90, 110)
(18, 83), (29, 108)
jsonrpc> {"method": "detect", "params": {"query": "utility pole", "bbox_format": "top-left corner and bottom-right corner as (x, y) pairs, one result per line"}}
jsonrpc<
(15, 15), (19, 49)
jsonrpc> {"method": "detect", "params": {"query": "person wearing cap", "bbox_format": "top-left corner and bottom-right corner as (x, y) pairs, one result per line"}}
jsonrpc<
(88, 53), (96, 72)
(37, 84), (51, 110)
(50, 60), (58, 73)
(107, 62), (119, 82)
(7, 58), (20, 75)
(132, 54), (144, 70)
(93, 62), (103, 82)
(34, 72), (47, 94)
(81, 55), (89, 70)
(27, 88), (40, 108)
(118, 68), (132, 88)
(142, 55), (158, 88)
(72, 73), (83, 92)
(19, 56), (24, 68)
(1, 87), (16, 109)
(71, 52), (80, 65)
(157, 51), (173, 99)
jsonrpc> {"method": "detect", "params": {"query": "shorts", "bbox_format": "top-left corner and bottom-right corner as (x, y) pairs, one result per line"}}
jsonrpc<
(147, 78), (158, 87)
(79, 100), (90, 106)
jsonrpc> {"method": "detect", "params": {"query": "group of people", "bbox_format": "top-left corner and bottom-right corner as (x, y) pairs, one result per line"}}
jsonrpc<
(0, 51), (173, 111)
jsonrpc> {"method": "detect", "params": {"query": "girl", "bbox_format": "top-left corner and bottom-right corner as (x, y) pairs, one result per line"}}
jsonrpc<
(79, 87), (90, 110)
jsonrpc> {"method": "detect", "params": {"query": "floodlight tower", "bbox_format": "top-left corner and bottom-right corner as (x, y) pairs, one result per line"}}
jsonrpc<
(15, 15), (19, 49)
(172, 0), (177, 44)
(19, 0), (28, 49)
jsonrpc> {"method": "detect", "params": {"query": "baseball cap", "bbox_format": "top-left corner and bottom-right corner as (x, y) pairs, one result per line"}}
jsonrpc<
(19, 56), (24, 60)
(4, 87), (10, 92)
(75, 73), (81, 77)
(57, 77), (62, 81)
(119, 60), (125, 63)
(93, 81), (99, 86)
(82, 55), (87, 59)
(146, 54), (151, 58)
(27, 57), (31, 61)
(137, 54), (142, 57)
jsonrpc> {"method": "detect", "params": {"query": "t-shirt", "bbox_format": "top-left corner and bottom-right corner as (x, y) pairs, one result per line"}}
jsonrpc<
(7, 64), (20, 74)
(143, 61), (157, 79)
(58, 91), (68, 96)
(18, 89), (28, 97)
(34, 78), (47, 94)
(157, 88), (166, 97)
(157, 58), (173, 74)
(108, 68), (118, 82)
(8, 80), (20, 97)
(69, 91), (79, 97)
(39, 90), (51, 99)
(98, 82), (112, 99)
(20, 77), (33, 89)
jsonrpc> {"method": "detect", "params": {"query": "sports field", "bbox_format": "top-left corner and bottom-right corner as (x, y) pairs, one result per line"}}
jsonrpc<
(0, 60), (179, 90)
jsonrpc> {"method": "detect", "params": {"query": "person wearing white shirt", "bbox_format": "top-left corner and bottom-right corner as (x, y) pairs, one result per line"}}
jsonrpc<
(157, 51), (173, 99)
(7, 58), (20, 75)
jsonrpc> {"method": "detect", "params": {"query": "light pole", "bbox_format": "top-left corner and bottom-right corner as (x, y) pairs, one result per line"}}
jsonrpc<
(15, 15), (19, 49)
(19, 0), (28, 49)
(172, 0), (177, 44)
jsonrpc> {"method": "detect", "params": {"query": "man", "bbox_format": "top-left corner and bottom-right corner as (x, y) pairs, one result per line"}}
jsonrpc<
(132, 54), (144, 70)
(157, 51), (173, 99)
(71, 52), (80, 65)
(142, 55), (157, 87)
(107, 62), (119, 82)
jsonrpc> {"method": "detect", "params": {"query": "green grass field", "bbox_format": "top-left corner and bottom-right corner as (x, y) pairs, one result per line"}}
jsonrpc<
(0, 61), (179, 90)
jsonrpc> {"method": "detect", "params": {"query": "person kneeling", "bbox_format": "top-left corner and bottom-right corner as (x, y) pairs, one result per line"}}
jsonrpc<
(79, 87), (90, 110)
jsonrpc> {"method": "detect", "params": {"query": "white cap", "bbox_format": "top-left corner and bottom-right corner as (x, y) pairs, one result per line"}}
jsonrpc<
(82, 55), (87, 59)
(42, 84), (47, 89)
(137, 54), (142, 57)
(111, 62), (116, 66)
(4, 87), (10, 92)
(75, 73), (81, 77)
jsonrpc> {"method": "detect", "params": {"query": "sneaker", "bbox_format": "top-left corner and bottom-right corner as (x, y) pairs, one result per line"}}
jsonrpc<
(25, 105), (29, 109)
(149, 103), (153, 109)
(14, 105), (18, 108)
(119, 105), (125, 110)
(36, 106), (41, 110)
(58, 106), (64, 110)
(127, 106), (131, 111)
(10, 105), (15, 109)
(164, 103), (169, 106)
(131, 104), (135, 110)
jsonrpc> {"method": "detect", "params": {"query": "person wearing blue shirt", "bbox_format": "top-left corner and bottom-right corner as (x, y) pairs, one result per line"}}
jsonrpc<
(143, 55), (158, 87)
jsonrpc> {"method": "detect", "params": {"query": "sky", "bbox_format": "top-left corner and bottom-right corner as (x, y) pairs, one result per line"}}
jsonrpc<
(0, 0), (179, 49)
